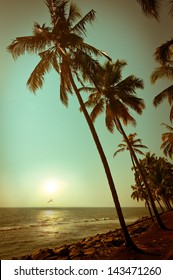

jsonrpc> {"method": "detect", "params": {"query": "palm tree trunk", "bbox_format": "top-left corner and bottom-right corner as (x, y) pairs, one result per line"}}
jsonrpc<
(67, 68), (141, 251)
(115, 117), (167, 230)
(131, 155), (154, 220)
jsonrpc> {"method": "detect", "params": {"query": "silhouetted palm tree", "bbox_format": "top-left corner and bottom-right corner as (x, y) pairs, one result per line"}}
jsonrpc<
(83, 60), (166, 229)
(160, 123), (173, 159)
(7, 0), (137, 250)
(131, 184), (153, 218)
(113, 132), (147, 158)
(139, 153), (173, 210)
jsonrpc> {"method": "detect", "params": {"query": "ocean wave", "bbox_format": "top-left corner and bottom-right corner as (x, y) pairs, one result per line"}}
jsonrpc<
(0, 226), (25, 232)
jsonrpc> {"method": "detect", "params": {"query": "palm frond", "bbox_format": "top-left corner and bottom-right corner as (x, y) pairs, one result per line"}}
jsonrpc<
(90, 99), (105, 122)
(80, 42), (111, 60)
(133, 148), (146, 155)
(133, 144), (148, 150)
(170, 105), (173, 121)
(26, 50), (53, 93)
(161, 123), (173, 131)
(67, 2), (81, 26)
(136, 0), (161, 21)
(105, 105), (114, 133)
(78, 86), (95, 93)
(113, 148), (125, 157)
(7, 35), (51, 59)
(72, 9), (96, 36)
(154, 39), (173, 64)
(117, 75), (144, 94)
(110, 99), (136, 127)
(168, 0), (173, 17)
(153, 85), (173, 106)
(161, 132), (173, 142)
(117, 93), (145, 115)
(73, 50), (102, 86)
(59, 61), (73, 106)
(151, 66), (173, 83)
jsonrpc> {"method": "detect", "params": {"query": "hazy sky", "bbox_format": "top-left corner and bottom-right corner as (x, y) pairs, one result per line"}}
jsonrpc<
(0, 0), (172, 207)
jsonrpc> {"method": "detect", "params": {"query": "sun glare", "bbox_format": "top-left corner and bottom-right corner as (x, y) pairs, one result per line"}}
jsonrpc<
(44, 180), (57, 194)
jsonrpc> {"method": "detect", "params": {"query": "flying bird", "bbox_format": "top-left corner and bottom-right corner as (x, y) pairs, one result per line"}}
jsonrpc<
(47, 199), (53, 203)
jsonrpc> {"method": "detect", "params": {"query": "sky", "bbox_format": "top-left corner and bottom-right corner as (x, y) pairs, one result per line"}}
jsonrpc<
(0, 0), (172, 208)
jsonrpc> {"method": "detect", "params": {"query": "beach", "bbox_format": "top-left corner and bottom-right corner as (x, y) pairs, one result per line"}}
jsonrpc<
(12, 210), (173, 260)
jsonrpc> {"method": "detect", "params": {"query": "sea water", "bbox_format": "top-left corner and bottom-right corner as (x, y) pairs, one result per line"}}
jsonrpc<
(0, 207), (149, 259)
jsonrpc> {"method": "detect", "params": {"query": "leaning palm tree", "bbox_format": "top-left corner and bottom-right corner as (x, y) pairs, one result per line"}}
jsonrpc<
(7, 0), (137, 249)
(114, 133), (153, 217)
(160, 123), (173, 159)
(83, 60), (166, 229)
(114, 133), (152, 212)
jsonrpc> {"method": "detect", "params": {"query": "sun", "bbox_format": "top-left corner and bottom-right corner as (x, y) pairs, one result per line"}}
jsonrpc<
(44, 180), (58, 194)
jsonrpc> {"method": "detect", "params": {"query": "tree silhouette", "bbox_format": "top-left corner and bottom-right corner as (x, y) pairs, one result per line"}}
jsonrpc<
(7, 0), (138, 250)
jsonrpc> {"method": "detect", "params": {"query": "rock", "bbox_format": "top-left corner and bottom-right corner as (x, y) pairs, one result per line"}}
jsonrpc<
(32, 248), (54, 260)
(83, 247), (96, 255)
(69, 244), (82, 257)
(53, 246), (69, 256)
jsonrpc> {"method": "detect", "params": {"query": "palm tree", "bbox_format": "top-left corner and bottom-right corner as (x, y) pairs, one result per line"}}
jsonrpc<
(7, 0), (138, 250)
(114, 132), (146, 193)
(114, 133), (152, 214)
(160, 123), (173, 159)
(149, 157), (173, 211)
(113, 132), (148, 159)
(139, 153), (173, 211)
(131, 184), (153, 218)
(83, 60), (166, 229)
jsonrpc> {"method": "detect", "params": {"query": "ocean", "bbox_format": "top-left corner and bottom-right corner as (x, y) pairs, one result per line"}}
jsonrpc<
(0, 207), (149, 260)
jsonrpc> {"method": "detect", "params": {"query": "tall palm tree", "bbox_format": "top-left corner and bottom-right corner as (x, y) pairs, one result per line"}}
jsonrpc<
(83, 60), (166, 229)
(7, 0), (138, 250)
(114, 133), (152, 214)
(160, 123), (173, 159)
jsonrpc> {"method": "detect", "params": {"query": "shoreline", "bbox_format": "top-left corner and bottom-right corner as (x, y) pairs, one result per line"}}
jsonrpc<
(12, 215), (154, 260)
(12, 211), (173, 260)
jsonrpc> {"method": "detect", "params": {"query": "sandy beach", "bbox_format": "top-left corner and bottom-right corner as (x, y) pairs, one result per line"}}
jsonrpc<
(12, 210), (173, 260)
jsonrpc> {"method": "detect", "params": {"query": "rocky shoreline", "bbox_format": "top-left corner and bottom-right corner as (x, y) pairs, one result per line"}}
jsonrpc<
(12, 216), (152, 260)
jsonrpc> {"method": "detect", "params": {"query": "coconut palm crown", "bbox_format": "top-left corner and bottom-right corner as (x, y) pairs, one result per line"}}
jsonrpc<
(7, 0), (109, 105)
(160, 123), (173, 159)
(83, 60), (145, 132)
(113, 132), (148, 157)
